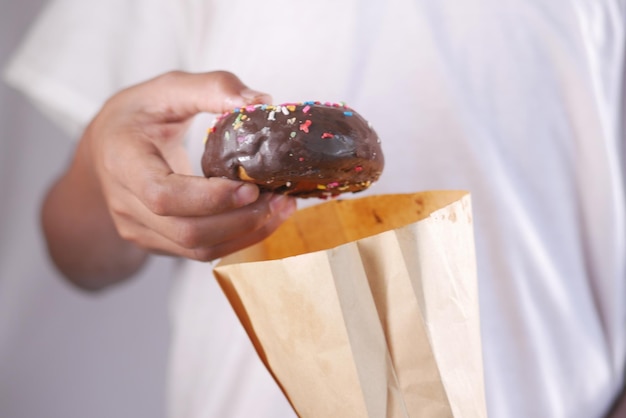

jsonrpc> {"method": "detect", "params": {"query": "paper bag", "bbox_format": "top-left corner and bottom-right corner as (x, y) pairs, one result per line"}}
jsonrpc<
(214, 191), (487, 418)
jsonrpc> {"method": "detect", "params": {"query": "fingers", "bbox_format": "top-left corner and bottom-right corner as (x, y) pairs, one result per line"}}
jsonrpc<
(98, 129), (259, 216)
(128, 70), (272, 123)
(98, 70), (271, 218)
(199, 201), (294, 260)
(83, 69), (287, 263)
(112, 192), (296, 261)
(132, 163), (261, 217)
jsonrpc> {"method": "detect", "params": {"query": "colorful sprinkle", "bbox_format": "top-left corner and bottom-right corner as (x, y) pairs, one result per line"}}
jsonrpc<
(232, 113), (244, 130)
(299, 120), (312, 133)
(290, 131), (296, 138)
(355, 166), (363, 172)
(205, 102), (359, 145)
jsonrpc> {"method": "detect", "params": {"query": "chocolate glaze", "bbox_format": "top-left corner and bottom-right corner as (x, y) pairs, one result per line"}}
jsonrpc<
(202, 102), (384, 198)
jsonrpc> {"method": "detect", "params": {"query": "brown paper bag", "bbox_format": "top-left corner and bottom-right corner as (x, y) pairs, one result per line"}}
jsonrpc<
(214, 191), (487, 418)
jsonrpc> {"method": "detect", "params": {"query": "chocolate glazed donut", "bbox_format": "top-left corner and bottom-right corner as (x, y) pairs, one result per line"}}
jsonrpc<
(201, 102), (384, 198)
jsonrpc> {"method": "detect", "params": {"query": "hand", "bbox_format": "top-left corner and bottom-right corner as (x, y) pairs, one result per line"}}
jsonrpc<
(86, 70), (296, 260)
(43, 71), (296, 289)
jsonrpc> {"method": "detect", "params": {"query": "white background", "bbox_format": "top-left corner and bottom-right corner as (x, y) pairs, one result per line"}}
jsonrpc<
(0, 1), (172, 417)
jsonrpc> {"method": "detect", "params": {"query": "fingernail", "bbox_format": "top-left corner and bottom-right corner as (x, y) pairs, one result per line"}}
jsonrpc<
(269, 194), (296, 219)
(234, 183), (259, 206)
(241, 88), (272, 104)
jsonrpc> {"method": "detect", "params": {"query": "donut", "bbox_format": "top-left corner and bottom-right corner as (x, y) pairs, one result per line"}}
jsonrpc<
(201, 102), (384, 198)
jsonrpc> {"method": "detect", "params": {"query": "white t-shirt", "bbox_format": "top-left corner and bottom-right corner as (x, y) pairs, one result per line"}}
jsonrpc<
(6, 0), (626, 417)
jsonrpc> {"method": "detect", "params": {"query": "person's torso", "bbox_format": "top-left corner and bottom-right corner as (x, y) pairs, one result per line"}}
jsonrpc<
(173, 1), (626, 417)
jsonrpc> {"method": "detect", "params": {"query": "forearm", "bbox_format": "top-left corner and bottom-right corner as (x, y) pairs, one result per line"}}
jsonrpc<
(41, 140), (148, 291)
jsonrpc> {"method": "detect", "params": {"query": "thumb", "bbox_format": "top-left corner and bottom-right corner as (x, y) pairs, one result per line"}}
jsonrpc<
(127, 70), (272, 122)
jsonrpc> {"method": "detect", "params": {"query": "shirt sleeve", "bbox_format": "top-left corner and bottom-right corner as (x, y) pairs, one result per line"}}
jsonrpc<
(3, 0), (186, 138)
